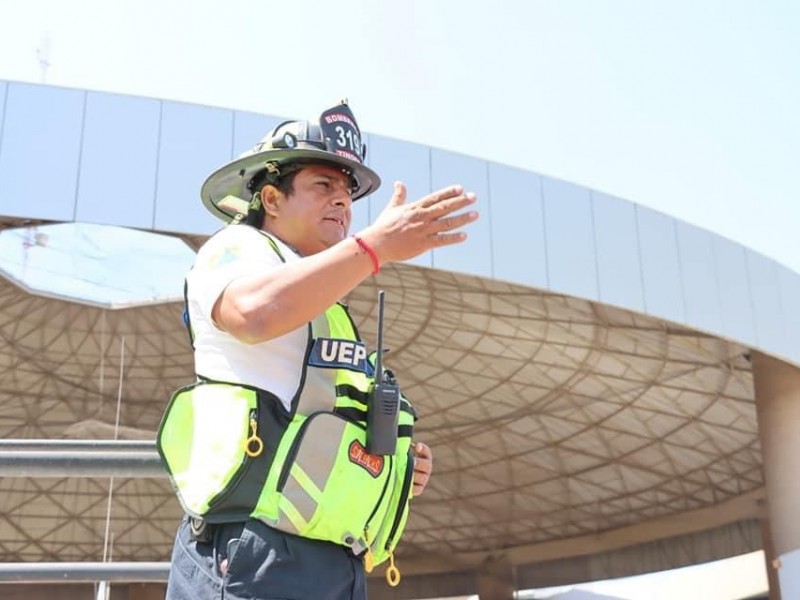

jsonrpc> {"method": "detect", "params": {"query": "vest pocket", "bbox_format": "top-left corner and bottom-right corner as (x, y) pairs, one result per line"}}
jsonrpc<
(273, 411), (395, 549)
(157, 383), (259, 517)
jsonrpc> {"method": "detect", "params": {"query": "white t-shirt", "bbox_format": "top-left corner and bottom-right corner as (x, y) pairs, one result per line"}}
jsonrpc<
(186, 225), (307, 412)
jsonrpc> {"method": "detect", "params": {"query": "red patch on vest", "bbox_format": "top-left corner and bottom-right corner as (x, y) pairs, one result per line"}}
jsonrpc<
(348, 440), (384, 478)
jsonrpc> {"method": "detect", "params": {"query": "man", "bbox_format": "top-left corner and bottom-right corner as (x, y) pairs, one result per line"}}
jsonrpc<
(158, 101), (478, 600)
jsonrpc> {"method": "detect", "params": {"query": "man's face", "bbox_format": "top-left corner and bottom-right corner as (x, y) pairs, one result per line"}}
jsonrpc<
(265, 164), (354, 255)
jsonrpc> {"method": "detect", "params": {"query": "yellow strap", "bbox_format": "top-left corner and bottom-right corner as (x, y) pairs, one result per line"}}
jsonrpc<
(244, 417), (264, 457)
(363, 530), (375, 573)
(386, 552), (401, 586)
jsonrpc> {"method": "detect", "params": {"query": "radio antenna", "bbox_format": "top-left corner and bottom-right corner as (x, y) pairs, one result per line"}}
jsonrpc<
(374, 290), (385, 380)
(366, 290), (400, 455)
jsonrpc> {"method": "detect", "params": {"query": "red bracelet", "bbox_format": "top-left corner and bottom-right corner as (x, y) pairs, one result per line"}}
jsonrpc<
(352, 235), (380, 275)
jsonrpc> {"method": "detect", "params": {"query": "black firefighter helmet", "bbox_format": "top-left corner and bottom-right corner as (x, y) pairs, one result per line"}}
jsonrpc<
(200, 100), (381, 222)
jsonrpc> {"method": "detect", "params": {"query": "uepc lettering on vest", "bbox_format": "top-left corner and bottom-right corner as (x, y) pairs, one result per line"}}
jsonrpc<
(309, 338), (369, 372)
(156, 229), (418, 585)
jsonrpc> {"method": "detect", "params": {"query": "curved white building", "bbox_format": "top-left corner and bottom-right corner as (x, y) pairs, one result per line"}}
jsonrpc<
(0, 79), (797, 599)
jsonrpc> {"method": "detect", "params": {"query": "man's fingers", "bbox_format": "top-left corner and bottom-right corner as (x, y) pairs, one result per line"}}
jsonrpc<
(388, 181), (407, 207)
(412, 464), (431, 497)
(411, 442), (433, 497)
(412, 441), (432, 458)
(431, 232), (468, 246)
(369, 184), (478, 264)
(412, 442), (433, 473)
(432, 210), (479, 233)
(425, 209), (479, 248)
(412, 442), (433, 458)
(422, 192), (477, 219)
(418, 185), (465, 209)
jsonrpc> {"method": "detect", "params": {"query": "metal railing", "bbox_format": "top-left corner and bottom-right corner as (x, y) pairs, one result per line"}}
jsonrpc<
(0, 439), (170, 583)
(0, 440), (164, 478)
(0, 562), (170, 583)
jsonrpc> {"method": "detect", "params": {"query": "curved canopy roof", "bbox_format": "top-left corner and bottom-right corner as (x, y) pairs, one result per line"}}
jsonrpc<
(0, 230), (763, 593)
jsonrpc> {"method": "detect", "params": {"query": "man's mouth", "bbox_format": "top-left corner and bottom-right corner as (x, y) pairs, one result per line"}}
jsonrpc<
(324, 216), (345, 228)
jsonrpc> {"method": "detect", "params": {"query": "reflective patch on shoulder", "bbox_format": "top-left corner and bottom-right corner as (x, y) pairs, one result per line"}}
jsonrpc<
(206, 247), (241, 269)
(348, 440), (384, 478)
(308, 338), (369, 373)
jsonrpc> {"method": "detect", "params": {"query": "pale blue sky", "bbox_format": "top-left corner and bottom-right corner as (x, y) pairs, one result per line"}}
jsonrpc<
(0, 223), (195, 307)
(0, 0), (797, 275)
(0, 1), (783, 596)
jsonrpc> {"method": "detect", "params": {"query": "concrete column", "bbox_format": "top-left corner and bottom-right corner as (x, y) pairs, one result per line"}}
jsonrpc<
(761, 518), (782, 600)
(752, 351), (800, 599)
(475, 554), (515, 600)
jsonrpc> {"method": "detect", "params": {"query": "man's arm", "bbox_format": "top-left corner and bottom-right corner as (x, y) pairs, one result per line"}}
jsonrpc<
(214, 182), (478, 344)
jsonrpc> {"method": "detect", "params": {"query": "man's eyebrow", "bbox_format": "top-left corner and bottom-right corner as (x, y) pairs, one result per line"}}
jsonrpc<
(314, 173), (347, 183)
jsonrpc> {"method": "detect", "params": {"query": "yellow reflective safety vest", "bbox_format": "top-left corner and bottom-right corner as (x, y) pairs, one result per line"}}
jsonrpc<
(157, 231), (417, 568)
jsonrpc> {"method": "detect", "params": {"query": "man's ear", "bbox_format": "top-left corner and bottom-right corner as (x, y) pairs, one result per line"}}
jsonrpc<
(260, 184), (283, 218)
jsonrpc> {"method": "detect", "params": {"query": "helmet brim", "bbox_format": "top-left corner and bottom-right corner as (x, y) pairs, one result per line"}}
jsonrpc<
(200, 147), (381, 222)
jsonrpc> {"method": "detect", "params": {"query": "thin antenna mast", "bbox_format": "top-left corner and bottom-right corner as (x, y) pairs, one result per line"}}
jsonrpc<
(36, 34), (51, 83)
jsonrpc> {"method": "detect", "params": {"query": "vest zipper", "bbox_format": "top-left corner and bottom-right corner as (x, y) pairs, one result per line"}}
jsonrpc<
(362, 454), (394, 572)
(384, 450), (415, 551)
(363, 454), (393, 530)
(206, 408), (260, 510)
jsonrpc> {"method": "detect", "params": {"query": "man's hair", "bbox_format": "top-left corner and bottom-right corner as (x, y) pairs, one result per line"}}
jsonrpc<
(248, 166), (300, 198)
(243, 167), (301, 227)
(273, 169), (299, 197)
(248, 161), (355, 203)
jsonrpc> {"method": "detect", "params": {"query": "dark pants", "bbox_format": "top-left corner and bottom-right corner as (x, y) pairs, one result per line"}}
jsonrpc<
(165, 516), (367, 600)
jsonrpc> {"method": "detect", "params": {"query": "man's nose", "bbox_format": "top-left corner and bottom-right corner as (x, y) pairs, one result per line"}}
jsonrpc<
(331, 189), (353, 207)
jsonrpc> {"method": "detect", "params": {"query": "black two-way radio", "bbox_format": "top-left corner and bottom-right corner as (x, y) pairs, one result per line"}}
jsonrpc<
(366, 290), (400, 455)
